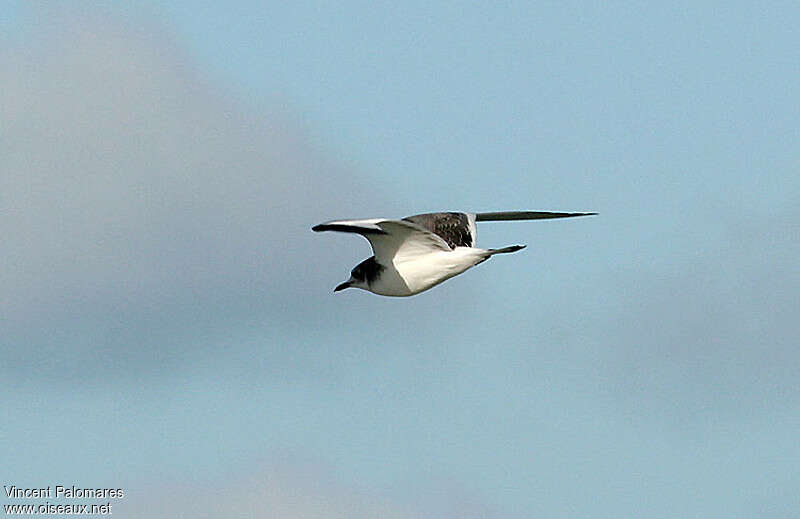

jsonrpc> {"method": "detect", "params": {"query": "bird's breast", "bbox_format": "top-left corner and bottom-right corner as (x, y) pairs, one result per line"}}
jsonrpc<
(389, 248), (487, 295)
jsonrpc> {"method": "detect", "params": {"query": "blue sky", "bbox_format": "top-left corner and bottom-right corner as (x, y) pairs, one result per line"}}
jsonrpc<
(2, 2), (799, 517)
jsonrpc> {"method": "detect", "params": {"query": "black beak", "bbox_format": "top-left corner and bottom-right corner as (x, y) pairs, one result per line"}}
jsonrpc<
(334, 281), (351, 292)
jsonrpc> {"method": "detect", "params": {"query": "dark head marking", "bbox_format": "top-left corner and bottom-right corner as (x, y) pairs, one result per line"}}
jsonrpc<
(351, 256), (384, 286)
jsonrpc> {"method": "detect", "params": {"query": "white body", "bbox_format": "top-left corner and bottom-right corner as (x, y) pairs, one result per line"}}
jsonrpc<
(370, 247), (490, 296)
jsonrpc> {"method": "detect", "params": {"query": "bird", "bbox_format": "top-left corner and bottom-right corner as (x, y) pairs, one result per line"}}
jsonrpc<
(312, 210), (596, 297)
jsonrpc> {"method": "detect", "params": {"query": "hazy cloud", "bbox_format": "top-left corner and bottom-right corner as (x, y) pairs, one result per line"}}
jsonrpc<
(542, 209), (800, 418)
(121, 460), (496, 519)
(0, 9), (362, 384)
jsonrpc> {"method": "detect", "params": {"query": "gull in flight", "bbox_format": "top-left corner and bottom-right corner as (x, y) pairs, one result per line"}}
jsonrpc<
(312, 210), (595, 297)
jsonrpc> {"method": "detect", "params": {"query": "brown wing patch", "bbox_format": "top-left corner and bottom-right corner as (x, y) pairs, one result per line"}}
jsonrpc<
(402, 212), (473, 248)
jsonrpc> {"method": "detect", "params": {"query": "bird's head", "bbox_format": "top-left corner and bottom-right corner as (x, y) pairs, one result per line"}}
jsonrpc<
(334, 257), (379, 292)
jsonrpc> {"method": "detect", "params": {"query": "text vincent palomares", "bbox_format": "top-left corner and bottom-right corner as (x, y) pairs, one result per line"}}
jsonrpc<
(4, 485), (124, 499)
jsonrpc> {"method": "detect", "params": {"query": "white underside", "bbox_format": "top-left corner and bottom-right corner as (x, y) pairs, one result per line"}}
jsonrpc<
(368, 247), (490, 296)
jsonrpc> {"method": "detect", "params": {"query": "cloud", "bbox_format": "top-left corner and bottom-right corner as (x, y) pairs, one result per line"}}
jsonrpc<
(119, 461), (497, 519)
(0, 8), (362, 385)
(556, 208), (800, 418)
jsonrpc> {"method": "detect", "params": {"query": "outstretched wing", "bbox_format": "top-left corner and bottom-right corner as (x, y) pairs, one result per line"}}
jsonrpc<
(312, 218), (451, 263)
(475, 211), (596, 221)
(402, 212), (476, 248)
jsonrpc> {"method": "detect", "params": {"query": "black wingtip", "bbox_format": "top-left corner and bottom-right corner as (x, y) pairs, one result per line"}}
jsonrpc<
(475, 211), (598, 222)
(553, 211), (597, 218)
(311, 223), (388, 235)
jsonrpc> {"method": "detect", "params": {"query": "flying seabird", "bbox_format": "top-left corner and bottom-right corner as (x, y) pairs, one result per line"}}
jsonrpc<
(312, 210), (595, 296)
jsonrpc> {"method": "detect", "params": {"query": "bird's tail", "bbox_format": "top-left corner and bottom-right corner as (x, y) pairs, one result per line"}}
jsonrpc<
(487, 244), (526, 255)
